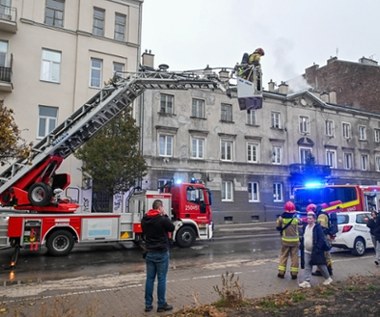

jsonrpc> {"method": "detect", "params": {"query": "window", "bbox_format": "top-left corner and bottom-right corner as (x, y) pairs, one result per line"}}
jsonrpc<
(93, 7), (105, 36)
(221, 139), (233, 161)
(40, 49), (61, 83)
(247, 109), (256, 125)
(375, 155), (380, 172)
(159, 134), (173, 157)
(325, 120), (334, 137)
(90, 58), (102, 88)
(221, 103), (233, 122)
(360, 154), (369, 171)
(299, 116), (310, 134)
(222, 181), (233, 201)
(247, 142), (259, 163)
(248, 182), (260, 202)
(38, 106), (58, 138)
(160, 94), (174, 114)
(0, 0), (12, 20)
(343, 152), (353, 170)
(157, 179), (170, 192)
(271, 112), (281, 129)
(114, 13), (126, 41)
(272, 146), (282, 164)
(299, 147), (312, 164)
(359, 125), (367, 141)
(45, 0), (65, 27)
(375, 129), (380, 143)
(191, 137), (204, 159)
(187, 186), (205, 203)
(0, 40), (8, 67)
(273, 183), (283, 202)
(113, 62), (124, 75)
(192, 98), (205, 118)
(326, 149), (337, 168)
(342, 122), (351, 139)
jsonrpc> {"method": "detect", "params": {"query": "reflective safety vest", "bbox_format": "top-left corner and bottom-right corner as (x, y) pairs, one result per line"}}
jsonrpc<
(277, 214), (300, 245)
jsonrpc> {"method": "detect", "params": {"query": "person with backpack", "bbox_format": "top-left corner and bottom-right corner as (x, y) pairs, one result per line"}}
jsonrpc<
(276, 201), (300, 280)
(237, 48), (265, 81)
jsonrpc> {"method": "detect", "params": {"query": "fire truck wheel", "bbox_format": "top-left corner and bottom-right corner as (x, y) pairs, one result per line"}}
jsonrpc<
(351, 237), (366, 256)
(46, 230), (75, 256)
(176, 226), (196, 248)
(28, 182), (53, 206)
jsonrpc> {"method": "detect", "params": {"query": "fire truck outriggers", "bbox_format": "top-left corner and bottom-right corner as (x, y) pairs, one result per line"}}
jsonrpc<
(0, 68), (228, 266)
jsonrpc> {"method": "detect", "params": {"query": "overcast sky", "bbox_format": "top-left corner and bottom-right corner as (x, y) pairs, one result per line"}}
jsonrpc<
(141, 0), (380, 88)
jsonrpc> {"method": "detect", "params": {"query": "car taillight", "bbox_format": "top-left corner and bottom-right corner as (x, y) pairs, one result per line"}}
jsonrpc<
(342, 225), (353, 233)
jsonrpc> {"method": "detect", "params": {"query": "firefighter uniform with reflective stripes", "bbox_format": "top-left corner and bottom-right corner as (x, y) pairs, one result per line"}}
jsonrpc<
(317, 212), (333, 274)
(276, 205), (300, 279)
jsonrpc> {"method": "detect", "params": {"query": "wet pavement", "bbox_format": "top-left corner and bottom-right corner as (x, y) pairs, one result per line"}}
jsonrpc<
(0, 221), (378, 316)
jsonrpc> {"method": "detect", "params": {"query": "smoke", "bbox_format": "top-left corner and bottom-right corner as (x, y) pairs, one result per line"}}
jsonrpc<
(272, 37), (311, 93)
(286, 75), (312, 93)
(273, 37), (297, 80)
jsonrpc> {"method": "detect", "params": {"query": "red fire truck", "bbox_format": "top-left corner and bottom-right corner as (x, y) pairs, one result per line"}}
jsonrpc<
(294, 184), (380, 216)
(0, 69), (223, 265)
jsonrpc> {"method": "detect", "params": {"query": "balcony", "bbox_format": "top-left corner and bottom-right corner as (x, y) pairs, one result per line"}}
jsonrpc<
(289, 163), (331, 178)
(0, 5), (17, 33)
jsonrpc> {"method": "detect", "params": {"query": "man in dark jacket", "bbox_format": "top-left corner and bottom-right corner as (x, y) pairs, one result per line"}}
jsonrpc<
(367, 210), (380, 265)
(141, 199), (175, 313)
(369, 210), (380, 265)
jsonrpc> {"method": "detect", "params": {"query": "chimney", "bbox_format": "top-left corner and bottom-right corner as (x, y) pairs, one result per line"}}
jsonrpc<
(278, 81), (288, 95)
(203, 64), (212, 75)
(320, 92), (329, 102)
(359, 56), (378, 66)
(327, 56), (338, 64)
(268, 79), (275, 92)
(218, 68), (229, 82)
(329, 91), (337, 104)
(142, 49), (154, 69)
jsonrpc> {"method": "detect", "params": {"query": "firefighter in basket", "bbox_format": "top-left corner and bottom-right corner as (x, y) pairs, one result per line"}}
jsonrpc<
(238, 47), (265, 82)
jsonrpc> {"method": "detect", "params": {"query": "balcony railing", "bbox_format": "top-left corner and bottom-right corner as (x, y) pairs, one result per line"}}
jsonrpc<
(0, 5), (17, 33)
(0, 53), (13, 92)
(0, 66), (11, 82)
(289, 163), (331, 178)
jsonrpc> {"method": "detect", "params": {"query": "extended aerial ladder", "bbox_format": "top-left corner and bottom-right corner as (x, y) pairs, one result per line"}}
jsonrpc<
(0, 69), (228, 212)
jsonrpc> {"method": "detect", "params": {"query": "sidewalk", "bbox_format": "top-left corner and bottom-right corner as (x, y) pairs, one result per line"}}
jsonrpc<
(213, 221), (276, 237)
(0, 222), (377, 317)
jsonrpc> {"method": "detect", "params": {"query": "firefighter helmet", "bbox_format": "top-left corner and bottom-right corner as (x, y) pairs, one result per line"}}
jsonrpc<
(284, 201), (295, 212)
(306, 203), (317, 212)
(255, 48), (265, 56)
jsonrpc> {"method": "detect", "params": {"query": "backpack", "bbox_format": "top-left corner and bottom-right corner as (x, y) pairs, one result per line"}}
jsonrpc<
(327, 211), (338, 236)
(241, 52), (249, 64)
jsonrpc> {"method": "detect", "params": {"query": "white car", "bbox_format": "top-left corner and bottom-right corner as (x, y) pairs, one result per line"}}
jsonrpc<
(332, 211), (374, 256)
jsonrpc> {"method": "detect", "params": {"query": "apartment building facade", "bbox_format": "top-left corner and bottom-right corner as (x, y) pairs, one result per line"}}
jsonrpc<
(0, 0), (143, 209)
(138, 55), (380, 223)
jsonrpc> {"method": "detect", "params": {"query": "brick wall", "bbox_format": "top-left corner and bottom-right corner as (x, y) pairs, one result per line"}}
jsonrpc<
(304, 58), (380, 112)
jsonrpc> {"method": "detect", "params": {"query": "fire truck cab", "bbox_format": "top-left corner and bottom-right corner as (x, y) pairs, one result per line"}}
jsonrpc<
(294, 184), (380, 216)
